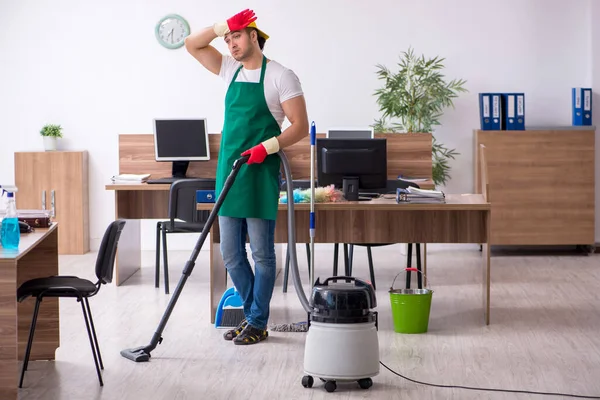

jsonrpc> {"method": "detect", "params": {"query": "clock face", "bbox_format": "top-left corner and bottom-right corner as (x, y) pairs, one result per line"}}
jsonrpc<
(155, 14), (190, 49)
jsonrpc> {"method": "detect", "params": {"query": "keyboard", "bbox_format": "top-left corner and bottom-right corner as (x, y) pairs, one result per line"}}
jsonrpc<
(146, 177), (215, 185)
(358, 192), (381, 199)
(147, 177), (178, 184)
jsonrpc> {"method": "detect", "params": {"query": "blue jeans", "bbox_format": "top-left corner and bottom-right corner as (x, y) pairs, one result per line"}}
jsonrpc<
(218, 216), (277, 330)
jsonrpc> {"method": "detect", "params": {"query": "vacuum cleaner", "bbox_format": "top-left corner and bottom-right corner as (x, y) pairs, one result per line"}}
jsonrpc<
(297, 123), (379, 392)
(120, 129), (380, 393)
(301, 277), (379, 392)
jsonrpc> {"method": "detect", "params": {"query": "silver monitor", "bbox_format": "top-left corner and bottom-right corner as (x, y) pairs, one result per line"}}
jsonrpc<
(326, 127), (374, 139)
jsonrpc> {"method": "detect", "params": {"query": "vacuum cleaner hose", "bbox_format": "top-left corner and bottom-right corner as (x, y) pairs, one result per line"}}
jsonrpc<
(278, 150), (312, 315)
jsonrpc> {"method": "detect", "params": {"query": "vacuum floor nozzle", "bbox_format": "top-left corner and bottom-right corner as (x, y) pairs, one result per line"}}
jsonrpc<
(120, 347), (151, 363)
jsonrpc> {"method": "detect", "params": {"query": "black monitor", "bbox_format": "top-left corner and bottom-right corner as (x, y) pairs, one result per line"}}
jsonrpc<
(316, 138), (387, 198)
(153, 118), (210, 178)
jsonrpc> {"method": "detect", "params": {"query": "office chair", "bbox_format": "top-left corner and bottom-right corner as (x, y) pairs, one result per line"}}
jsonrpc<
(156, 179), (213, 294)
(341, 179), (425, 290)
(342, 242), (423, 290)
(331, 243), (378, 288)
(16, 219), (126, 388)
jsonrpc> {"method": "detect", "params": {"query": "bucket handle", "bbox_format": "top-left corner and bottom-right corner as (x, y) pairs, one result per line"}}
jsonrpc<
(390, 268), (430, 291)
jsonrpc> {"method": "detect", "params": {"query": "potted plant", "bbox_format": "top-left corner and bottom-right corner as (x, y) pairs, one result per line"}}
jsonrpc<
(40, 124), (63, 151)
(372, 47), (468, 187)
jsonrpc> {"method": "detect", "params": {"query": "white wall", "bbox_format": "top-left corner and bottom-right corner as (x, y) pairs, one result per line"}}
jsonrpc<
(0, 0), (596, 250)
(592, 0), (600, 242)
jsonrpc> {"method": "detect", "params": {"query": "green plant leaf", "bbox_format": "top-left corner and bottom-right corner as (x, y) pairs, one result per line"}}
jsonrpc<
(373, 47), (467, 186)
(40, 124), (63, 138)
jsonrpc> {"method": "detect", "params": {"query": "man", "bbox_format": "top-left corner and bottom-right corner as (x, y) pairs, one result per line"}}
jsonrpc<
(184, 9), (309, 345)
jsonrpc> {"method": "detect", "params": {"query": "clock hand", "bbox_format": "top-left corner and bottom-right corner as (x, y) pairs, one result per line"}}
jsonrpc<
(167, 28), (174, 43)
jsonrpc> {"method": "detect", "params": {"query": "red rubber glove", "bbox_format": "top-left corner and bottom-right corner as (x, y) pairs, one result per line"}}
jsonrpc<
(214, 9), (257, 36)
(228, 9), (257, 31)
(241, 144), (268, 165)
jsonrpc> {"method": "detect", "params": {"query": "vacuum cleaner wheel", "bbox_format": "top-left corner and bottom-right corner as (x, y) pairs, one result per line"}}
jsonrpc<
(301, 375), (313, 388)
(358, 378), (373, 389)
(324, 380), (337, 393)
(301, 375), (373, 392)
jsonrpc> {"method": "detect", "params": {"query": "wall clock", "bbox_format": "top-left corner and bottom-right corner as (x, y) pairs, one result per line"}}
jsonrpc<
(155, 14), (190, 49)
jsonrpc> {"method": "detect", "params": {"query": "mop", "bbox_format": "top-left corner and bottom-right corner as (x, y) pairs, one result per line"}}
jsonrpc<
(269, 121), (316, 333)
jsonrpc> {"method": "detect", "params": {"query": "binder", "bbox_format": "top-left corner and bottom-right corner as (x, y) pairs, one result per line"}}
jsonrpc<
(572, 88), (592, 126)
(502, 93), (525, 130)
(479, 93), (502, 130)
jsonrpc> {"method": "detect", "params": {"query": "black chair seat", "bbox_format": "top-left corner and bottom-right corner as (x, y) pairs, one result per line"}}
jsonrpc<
(17, 220), (125, 389)
(17, 276), (98, 301)
(159, 220), (205, 233)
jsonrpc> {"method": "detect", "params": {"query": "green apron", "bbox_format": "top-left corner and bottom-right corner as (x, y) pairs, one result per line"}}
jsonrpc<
(215, 55), (281, 221)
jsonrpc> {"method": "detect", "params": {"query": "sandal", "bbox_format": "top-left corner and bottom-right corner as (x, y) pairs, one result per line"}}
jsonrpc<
(223, 318), (248, 341)
(233, 324), (268, 345)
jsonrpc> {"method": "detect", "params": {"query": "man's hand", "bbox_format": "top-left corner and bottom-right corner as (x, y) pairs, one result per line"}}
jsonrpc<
(241, 137), (279, 164)
(214, 9), (257, 37)
(241, 144), (267, 165)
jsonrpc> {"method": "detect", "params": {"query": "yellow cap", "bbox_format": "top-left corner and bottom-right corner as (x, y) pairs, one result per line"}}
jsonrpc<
(247, 21), (269, 40)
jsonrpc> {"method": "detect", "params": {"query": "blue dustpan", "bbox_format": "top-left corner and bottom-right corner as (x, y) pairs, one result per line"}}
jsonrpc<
(214, 286), (245, 328)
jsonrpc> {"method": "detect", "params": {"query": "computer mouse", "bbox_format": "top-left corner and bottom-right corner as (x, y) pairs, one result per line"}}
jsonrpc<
(18, 221), (33, 233)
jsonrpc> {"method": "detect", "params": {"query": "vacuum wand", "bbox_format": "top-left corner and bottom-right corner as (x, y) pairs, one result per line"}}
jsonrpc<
(309, 122), (316, 289)
(120, 155), (250, 362)
(121, 145), (313, 363)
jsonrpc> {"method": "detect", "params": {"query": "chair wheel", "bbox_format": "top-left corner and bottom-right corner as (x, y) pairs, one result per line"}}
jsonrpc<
(324, 380), (337, 392)
(302, 375), (313, 388)
(358, 378), (373, 389)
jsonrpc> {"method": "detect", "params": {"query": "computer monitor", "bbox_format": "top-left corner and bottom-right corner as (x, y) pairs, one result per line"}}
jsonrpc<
(316, 138), (387, 195)
(326, 127), (374, 139)
(153, 118), (210, 178)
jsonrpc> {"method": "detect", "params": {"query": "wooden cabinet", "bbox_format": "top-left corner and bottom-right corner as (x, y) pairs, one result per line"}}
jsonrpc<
(474, 128), (595, 246)
(14, 151), (89, 254)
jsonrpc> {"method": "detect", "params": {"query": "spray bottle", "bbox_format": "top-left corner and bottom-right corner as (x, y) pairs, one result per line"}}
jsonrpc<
(0, 185), (20, 249)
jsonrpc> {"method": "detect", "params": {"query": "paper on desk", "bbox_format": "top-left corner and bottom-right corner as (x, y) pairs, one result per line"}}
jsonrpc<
(398, 177), (428, 183)
(111, 173), (151, 183)
(406, 187), (445, 199)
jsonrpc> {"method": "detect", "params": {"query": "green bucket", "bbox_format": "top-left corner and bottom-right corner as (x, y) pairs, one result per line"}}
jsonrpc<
(389, 268), (433, 334)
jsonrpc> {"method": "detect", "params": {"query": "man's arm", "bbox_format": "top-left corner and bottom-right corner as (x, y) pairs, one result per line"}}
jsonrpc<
(184, 9), (257, 75)
(241, 95), (309, 164)
(241, 66), (309, 165)
(184, 27), (222, 75)
(277, 95), (309, 149)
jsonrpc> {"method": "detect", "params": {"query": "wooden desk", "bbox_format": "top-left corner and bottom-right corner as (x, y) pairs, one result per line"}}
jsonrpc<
(106, 132), (436, 285)
(198, 195), (492, 325)
(106, 182), (175, 285)
(0, 224), (59, 400)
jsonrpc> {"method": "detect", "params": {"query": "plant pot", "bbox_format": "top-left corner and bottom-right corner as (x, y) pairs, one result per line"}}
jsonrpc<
(43, 136), (57, 151)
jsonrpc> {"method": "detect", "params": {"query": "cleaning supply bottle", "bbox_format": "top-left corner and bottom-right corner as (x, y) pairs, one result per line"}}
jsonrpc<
(1, 187), (20, 249)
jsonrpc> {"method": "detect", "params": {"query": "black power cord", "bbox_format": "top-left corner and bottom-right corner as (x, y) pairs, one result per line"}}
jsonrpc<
(380, 361), (600, 399)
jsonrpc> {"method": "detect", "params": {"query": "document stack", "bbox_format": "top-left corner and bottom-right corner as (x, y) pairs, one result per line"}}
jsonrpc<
(110, 173), (151, 183)
(396, 187), (446, 204)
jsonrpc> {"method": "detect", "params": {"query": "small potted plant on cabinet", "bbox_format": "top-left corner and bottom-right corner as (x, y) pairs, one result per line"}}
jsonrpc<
(40, 124), (63, 151)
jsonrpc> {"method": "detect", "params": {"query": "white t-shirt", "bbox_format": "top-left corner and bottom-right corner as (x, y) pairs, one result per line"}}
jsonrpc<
(219, 55), (304, 128)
